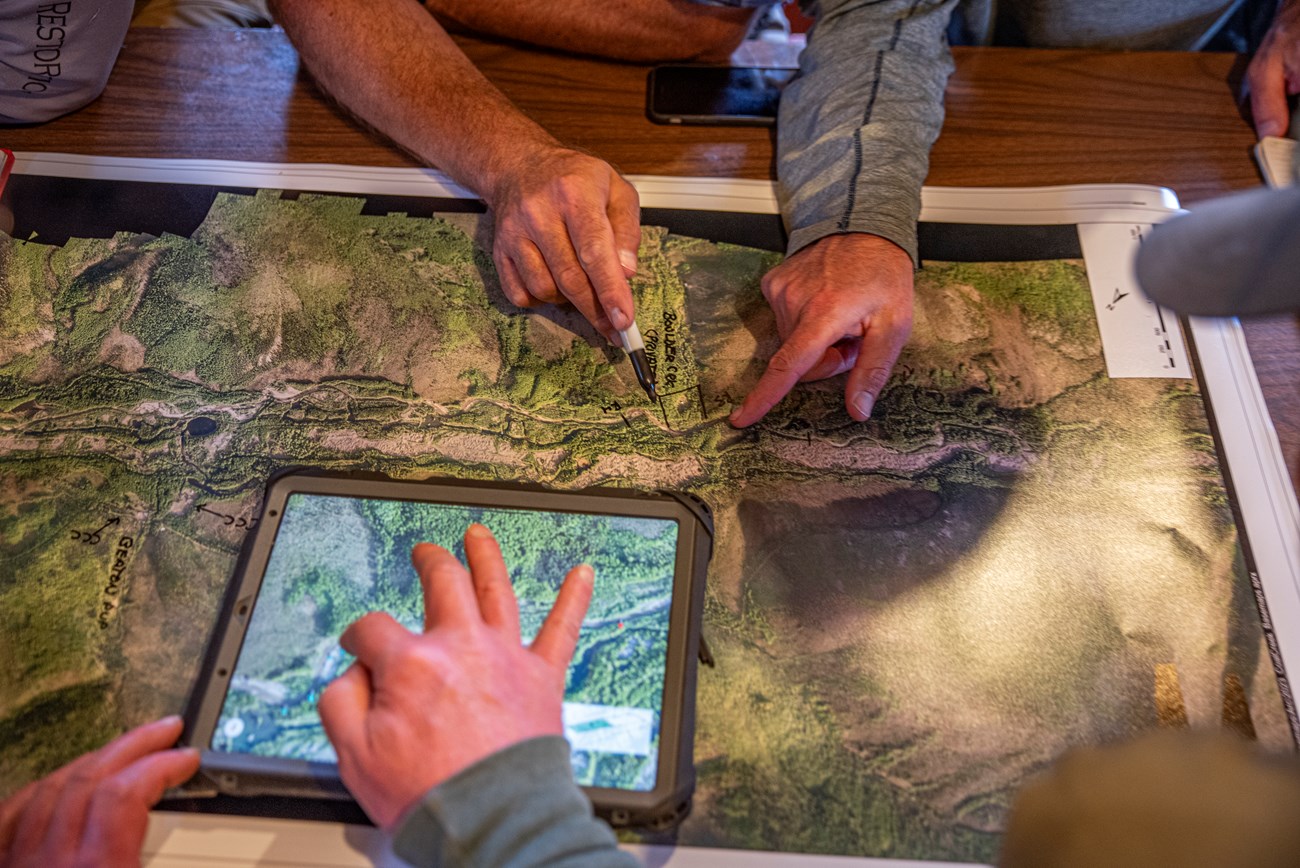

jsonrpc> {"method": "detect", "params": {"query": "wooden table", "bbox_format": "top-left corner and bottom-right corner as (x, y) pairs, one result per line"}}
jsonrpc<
(5, 29), (1298, 485)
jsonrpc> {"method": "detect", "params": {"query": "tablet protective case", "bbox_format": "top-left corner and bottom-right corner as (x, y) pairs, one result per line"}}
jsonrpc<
(181, 470), (713, 830)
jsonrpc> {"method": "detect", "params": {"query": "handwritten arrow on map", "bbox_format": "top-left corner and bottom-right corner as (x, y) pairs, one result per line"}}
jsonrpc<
(197, 504), (258, 530)
(70, 516), (120, 545)
(197, 504), (236, 525)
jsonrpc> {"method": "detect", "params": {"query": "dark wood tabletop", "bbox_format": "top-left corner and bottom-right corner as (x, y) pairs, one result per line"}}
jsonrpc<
(4, 28), (1298, 485)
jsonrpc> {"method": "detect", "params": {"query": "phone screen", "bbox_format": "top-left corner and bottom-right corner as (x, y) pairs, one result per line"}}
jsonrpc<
(211, 492), (679, 793)
(648, 65), (796, 124)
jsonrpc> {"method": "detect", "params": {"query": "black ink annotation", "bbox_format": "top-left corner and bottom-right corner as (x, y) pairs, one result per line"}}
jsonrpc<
(71, 516), (120, 545)
(643, 311), (682, 391)
(196, 503), (258, 530)
(97, 535), (134, 630)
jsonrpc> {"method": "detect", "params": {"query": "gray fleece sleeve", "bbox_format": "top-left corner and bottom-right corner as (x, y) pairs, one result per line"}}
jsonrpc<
(0, 1), (132, 124)
(779, 0), (958, 263)
(392, 736), (638, 868)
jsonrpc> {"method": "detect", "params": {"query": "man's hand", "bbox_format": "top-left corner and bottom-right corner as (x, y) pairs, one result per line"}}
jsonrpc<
(1248, 0), (1300, 138)
(0, 716), (200, 868)
(729, 233), (914, 428)
(488, 147), (641, 345)
(270, 0), (643, 343)
(318, 524), (594, 830)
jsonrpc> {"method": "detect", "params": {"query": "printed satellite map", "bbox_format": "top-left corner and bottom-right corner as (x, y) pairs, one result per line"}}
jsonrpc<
(215, 493), (676, 791)
(0, 186), (1290, 861)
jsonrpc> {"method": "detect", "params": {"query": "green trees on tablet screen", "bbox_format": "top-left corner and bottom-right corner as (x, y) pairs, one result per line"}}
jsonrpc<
(285, 564), (370, 636)
(283, 496), (676, 716)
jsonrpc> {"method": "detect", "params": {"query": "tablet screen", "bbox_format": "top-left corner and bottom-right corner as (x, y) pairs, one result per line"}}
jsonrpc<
(211, 492), (679, 792)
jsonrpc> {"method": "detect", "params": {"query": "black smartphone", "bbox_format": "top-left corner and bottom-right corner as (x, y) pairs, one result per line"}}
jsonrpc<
(647, 64), (796, 126)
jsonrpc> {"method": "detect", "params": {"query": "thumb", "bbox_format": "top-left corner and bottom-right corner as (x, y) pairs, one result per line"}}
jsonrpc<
(319, 664), (373, 757)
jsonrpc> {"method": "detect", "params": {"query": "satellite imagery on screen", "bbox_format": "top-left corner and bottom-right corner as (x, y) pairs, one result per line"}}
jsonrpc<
(213, 494), (677, 791)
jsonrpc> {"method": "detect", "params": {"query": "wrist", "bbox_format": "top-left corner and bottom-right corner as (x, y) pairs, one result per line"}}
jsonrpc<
(797, 232), (915, 269)
(392, 736), (596, 865)
(788, 217), (921, 267)
(479, 138), (569, 211)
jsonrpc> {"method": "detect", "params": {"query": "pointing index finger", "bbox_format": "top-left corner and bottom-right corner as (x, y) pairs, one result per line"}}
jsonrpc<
(729, 316), (849, 428)
(412, 542), (481, 631)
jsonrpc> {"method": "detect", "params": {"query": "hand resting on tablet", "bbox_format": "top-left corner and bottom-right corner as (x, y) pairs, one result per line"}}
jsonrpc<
(0, 716), (199, 868)
(318, 523), (637, 866)
(276, 524), (637, 868)
(318, 523), (593, 828)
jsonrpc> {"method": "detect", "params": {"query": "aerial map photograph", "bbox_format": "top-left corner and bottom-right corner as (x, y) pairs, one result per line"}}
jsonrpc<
(0, 184), (1290, 862)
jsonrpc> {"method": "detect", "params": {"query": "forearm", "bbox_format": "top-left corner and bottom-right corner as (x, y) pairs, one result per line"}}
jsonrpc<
(424, 0), (757, 62)
(393, 737), (637, 868)
(778, 0), (958, 263)
(269, 0), (559, 208)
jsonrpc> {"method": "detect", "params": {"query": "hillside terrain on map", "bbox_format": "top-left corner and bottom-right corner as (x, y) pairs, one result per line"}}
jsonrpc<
(0, 189), (1288, 861)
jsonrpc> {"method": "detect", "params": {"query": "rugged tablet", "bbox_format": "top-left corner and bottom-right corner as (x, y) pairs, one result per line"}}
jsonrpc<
(182, 471), (713, 829)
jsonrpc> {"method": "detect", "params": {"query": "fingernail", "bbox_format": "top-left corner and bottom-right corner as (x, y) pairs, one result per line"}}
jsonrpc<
(728, 405), (745, 427)
(618, 250), (638, 277)
(158, 714), (183, 726)
(609, 306), (629, 331)
(466, 524), (490, 538)
(1259, 121), (1283, 138)
(576, 564), (594, 583)
(851, 392), (874, 420)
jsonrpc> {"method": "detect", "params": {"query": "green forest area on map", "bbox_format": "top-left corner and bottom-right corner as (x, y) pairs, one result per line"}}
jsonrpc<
(0, 187), (1290, 862)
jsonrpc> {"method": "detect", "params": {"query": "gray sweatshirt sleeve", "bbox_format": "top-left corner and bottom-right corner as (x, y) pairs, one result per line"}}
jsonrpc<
(392, 736), (639, 868)
(0, 1), (133, 124)
(779, 0), (958, 263)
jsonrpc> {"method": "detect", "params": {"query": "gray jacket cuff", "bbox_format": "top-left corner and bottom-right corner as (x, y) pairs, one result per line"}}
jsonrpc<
(786, 214), (920, 266)
(392, 736), (636, 868)
(777, 0), (956, 268)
